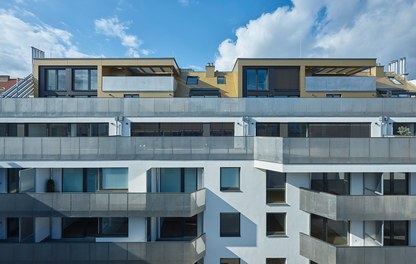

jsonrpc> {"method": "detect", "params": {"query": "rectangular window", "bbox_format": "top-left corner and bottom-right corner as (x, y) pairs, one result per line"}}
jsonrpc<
(159, 216), (197, 239)
(311, 173), (350, 195)
(267, 213), (286, 236)
(256, 123), (280, 137)
(307, 123), (370, 138)
(246, 68), (268, 91)
(73, 69), (97, 91)
(0, 124), (17, 137)
(46, 69), (66, 91)
(217, 76), (226, 84)
(266, 171), (286, 204)
(99, 217), (128, 237)
(49, 123), (70, 137)
(220, 167), (240, 191)
(288, 123), (307, 137)
(220, 259), (240, 264)
(63, 168), (84, 192)
(76, 123), (108, 137)
(100, 168), (128, 190)
(7, 168), (21, 193)
(266, 258), (286, 264)
(384, 221), (408, 245)
(210, 123), (234, 136)
(384, 172), (408, 195)
(62, 218), (98, 238)
(326, 94), (342, 98)
(186, 76), (198, 85)
(160, 168), (197, 193)
(7, 218), (19, 238)
(26, 123), (48, 137)
(220, 212), (240, 237)
(393, 123), (414, 136)
(311, 214), (348, 245)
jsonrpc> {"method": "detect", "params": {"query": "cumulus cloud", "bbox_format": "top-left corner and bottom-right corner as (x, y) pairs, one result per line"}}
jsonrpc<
(0, 9), (89, 78)
(95, 17), (142, 57)
(215, 0), (416, 79)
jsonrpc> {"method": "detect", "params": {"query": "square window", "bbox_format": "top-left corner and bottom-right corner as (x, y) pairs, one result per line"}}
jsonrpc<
(266, 171), (286, 204)
(186, 76), (198, 85)
(266, 258), (286, 264)
(220, 213), (240, 237)
(267, 213), (286, 236)
(220, 168), (240, 191)
(220, 258), (240, 264)
(217, 76), (226, 84)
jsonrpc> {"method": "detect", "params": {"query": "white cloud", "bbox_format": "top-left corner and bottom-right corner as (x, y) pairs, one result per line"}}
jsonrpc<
(178, 0), (189, 6)
(215, 0), (416, 78)
(0, 9), (89, 78)
(95, 17), (142, 58)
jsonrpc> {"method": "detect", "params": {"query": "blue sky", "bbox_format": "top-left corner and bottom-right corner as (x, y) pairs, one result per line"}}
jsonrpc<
(1, 0), (416, 78)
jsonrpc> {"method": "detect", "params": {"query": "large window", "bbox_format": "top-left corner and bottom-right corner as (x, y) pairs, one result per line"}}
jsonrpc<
(100, 168), (128, 190)
(7, 168), (21, 193)
(267, 213), (286, 236)
(63, 168), (98, 192)
(266, 258), (286, 264)
(384, 221), (408, 245)
(220, 168), (240, 191)
(7, 218), (19, 238)
(384, 172), (408, 195)
(21, 123), (108, 137)
(46, 69), (66, 91)
(160, 168), (197, 193)
(311, 214), (348, 245)
(73, 69), (97, 91)
(159, 216), (197, 239)
(256, 123), (280, 137)
(311, 173), (350, 195)
(220, 213), (240, 237)
(186, 76), (198, 85)
(0, 124), (17, 137)
(62, 218), (98, 238)
(99, 217), (128, 237)
(307, 123), (370, 138)
(247, 69), (268, 91)
(266, 171), (286, 204)
(210, 123), (234, 136)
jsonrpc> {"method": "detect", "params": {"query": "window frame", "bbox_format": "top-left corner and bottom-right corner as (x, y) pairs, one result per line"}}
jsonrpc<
(72, 68), (98, 91)
(220, 167), (241, 192)
(220, 212), (241, 237)
(186, 76), (199, 85)
(266, 171), (286, 204)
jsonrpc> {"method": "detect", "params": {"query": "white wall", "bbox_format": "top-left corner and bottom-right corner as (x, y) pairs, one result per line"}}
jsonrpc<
(35, 217), (50, 242)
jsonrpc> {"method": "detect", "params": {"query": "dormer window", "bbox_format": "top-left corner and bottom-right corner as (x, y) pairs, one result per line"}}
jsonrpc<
(186, 76), (198, 85)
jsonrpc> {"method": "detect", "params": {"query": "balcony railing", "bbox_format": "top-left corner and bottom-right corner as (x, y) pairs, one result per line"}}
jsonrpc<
(0, 234), (205, 264)
(102, 76), (177, 92)
(305, 76), (376, 92)
(300, 233), (416, 264)
(0, 189), (205, 217)
(255, 137), (416, 164)
(1, 98), (416, 118)
(0, 137), (253, 161)
(299, 188), (416, 221)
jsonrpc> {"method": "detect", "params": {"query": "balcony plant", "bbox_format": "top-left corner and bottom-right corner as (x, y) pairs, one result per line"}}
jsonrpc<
(46, 178), (55, 192)
(397, 126), (412, 136)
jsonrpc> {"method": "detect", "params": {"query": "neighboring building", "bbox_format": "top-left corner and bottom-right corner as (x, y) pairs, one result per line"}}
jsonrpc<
(0, 57), (416, 264)
(0, 75), (18, 95)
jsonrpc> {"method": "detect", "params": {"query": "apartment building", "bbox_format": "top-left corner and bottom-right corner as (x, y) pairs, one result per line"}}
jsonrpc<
(0, 57), (415, 264)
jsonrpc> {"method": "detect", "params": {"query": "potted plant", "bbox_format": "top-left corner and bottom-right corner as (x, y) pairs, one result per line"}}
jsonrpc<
(397, 126), (412, 136)
(46, 178), (55, 192)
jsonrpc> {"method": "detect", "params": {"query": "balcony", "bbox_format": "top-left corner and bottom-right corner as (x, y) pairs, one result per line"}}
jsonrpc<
(305, 76), (376, 92)
(0, 234), (205, 264)
(300, 188), (416, 221)
(0, 189), (205, 217)
(255, 137), (416, 164)
(1, 98), (416, 118)
(102, 76), (177, 93)
(0, 137), (253, 161)
(300, 233), (416, 264)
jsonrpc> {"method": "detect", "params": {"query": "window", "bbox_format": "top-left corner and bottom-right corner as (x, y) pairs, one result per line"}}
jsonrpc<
(159, 216), (197, 239)
(256, 123), (280, 137)
(210, 123), (234, 136)
(266, 171), (286, 203)
(124, 94), (140, 98)
(266, 258), (286, 264)
(160, 168), (197, 193)
(384, 173), (408, 195)
(46, 69), (66, 91)
(0, 124), (17, 137)
(384, 221), (408, 245)
(310, 214), (348, 245)
(73, 69), (97, 91)
(393, 123), (414, 136)
(99, 217), (128, 237)
(186, 76), (198, 85)
(307, 123), (370, 138)
(7, 218), (19, 238)
(326, 94), (342, 98)
(220, 259), (240, 264)
(217, 76), (226, 84)
(220, 168), (240, 191)
(76, 123), (108, 137)
(7, 168), (21, 193)
(62, 168), (98, 192)
(311, 173), (350, 195)
(267, 213), (286, 236)
(100, 168), (128, 190)
(247, 68), (268, 91)
(220, 213), (240, 237)
(62, 218), (98, 238)
(288, 123), (307, 137)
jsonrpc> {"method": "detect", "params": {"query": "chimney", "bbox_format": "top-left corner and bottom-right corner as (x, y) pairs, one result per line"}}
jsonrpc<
(0, 75), (10, 82)
(206, 63), (215, 78)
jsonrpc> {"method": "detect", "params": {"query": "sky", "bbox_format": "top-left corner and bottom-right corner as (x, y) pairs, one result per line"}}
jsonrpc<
(0, 0), (416, 79)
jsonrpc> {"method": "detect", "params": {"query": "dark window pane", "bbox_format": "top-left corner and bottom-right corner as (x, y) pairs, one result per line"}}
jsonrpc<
(267, 213), (285, 236)
(266, 258), (286, 264)
(220, 213), (240, 237)
(186, 76), (198, 85)
(384, 221), (408, 246)
(76, 123), (90, 136)
(266, 171), (286, 203)
(220, 168), (240, 191)
(288, 123), (307, 137)
(256, 123), (279, 137)
(393, 123), (414, 136)
(160, 216), (197, 238)
(210, 123), (234, 136)
(62, 218), (98, 238)
(86, 168), (98, 192)
(310, 214), (324, 241)
(26, 123), (48, 137)
(7, 168), (21, 193)
(99, 218), (128, 237)
(7, 218), (19, 238)
(326, 173), (350, 195)
(393, 172), (408, 195)
(131, 123), (160, 136)
(217, 76), (226, 84)
(311, 173), (324, 192)
(326, 218), (348, 245)
(49, 123), (69, 137)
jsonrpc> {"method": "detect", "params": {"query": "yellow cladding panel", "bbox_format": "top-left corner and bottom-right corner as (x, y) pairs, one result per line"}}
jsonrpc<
(177, 71), (238, 98)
